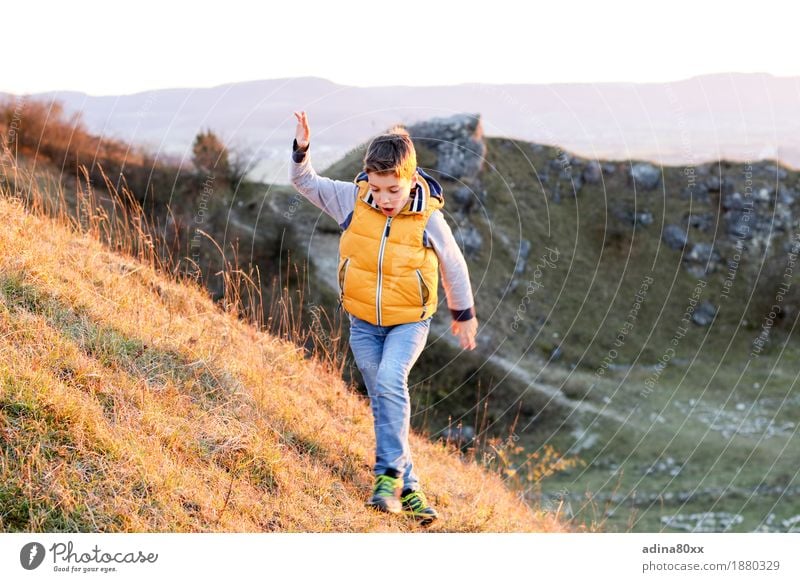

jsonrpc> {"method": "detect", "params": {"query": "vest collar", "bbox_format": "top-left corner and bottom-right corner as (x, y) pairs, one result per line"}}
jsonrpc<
(354, 167), (443, 215)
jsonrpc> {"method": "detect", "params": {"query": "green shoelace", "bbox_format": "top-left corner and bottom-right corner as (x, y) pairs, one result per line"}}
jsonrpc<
(401, 490), (429, 511)
(373, 474), (400, 497)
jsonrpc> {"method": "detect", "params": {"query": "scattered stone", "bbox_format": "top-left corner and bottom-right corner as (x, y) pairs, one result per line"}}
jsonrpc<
(776, 185), (798, 205)
(725, 210), (753, 239)
(685, 211), (715, 232)
(663, 224), (689, 250)
(704, 175), (736, 194)
(601, 162), (617, 175)
(692, 301), (717, 326)
(514, 239), (532, 275)
(683, 242), (722, 277)
(619, 209), (654, 226)
(642, 456), (684, 477)
(452, 185), (472, 207)
(722, 191), (751, 210)
(672, 394), (800, 439)
(582, 160), (602, 184)
(630, 163), (661, 190)
(661, 512), (743, 532)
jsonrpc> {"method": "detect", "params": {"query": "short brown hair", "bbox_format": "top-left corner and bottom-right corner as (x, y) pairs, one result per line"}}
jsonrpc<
(363, 125), (417, 179)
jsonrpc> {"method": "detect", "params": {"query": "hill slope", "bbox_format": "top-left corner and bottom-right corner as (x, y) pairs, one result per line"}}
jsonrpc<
(0, 195), (568, 533)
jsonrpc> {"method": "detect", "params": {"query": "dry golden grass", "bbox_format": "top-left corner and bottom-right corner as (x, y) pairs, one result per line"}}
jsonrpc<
(0, 159), (573, 532)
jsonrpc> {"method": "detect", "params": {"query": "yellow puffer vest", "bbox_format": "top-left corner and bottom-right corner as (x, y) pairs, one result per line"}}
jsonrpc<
(338, 168), (444, 326)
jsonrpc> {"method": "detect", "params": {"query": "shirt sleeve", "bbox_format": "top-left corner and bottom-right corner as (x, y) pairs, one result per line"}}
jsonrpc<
(425, 210), (476, 321)
(288, 139), (356, 226)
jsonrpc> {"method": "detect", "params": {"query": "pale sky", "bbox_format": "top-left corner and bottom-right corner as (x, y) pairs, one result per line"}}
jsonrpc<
(4, 0), (798, 95)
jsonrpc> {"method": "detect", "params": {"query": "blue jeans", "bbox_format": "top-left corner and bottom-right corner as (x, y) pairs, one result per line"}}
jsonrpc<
(347, 312), (431, 492)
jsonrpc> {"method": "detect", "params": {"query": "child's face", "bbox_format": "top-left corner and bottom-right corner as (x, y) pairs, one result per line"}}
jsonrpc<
(367, 171), (418, 217)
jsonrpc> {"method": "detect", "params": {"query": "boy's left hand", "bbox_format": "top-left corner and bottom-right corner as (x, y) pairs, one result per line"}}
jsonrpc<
(451, 317), (478, 350)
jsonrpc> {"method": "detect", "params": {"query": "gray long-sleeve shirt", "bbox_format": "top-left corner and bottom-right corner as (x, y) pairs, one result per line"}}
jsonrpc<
(288, 140), (475, 321)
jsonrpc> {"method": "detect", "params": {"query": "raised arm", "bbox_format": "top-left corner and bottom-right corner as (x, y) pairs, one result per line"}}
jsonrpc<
(288, 111), (356, 226)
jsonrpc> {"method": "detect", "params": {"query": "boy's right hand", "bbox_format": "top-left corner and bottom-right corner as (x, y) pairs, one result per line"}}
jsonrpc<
(293, 111), (310, 149)
(451, 317), (478, 350)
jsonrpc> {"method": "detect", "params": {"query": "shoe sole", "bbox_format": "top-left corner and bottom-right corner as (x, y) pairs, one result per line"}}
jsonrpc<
(365, 499), (402, 514)
(401, 509), (438, 526)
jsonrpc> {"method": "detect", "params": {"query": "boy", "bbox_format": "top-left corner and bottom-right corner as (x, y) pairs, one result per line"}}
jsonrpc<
(289, 111), (478, 524)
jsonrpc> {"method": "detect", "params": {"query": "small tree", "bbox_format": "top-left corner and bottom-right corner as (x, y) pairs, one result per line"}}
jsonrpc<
(192, 128), (230, 179)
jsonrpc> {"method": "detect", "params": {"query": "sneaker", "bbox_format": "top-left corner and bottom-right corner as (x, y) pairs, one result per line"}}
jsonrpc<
(366, 469), (403, 514)
(400, 488), (438, 525)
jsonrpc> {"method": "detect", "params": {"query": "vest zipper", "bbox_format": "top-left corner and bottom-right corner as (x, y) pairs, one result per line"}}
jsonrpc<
(415, 269), (429, 319)
(376, 215), (393, 325)
(336, 257), (350, 313)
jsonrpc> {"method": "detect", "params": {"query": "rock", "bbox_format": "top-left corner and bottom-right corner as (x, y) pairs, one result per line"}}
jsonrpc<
(705, 175), (721, 191)
(561, 171), (583, 195)
(704, 175), (736, 194)
(725, 210), (754, 239)
(663, 224), (689, 250)
(409, 113), (486, 180)
(452, 185), (475, 212)
(685, 211), (715, 232)
(774, 206), (793, 232)
(754, 187), (772, 203)
(692, 301), (717, 326)
(630, 163), (661, 191)
(777, 185), (798, 206)
(722, 192), (752, 210)
(617, 208), (654, 226)
(583, 160), (602, 184)
(551, 182), (562, 204)
(514, 239), (532, 275)
(783, 237), (800, 254)
(602, 162), (617, 175)
(683, 242), (722, 277)
(721, 177), (736, 195)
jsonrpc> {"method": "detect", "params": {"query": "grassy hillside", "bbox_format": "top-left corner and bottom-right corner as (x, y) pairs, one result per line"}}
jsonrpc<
(0, 188), (572, 532)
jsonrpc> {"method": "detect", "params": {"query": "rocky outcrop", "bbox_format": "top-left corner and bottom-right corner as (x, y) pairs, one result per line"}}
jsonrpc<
(408, 114), (490, 257)
(409, 113), (486, 181)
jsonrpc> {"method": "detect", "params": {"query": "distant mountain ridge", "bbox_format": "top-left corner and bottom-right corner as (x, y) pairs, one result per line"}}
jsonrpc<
(3, 72), (798, 183)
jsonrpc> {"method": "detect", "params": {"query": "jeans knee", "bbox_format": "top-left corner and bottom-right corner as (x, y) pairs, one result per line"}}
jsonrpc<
(373, 372), (408, 398)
